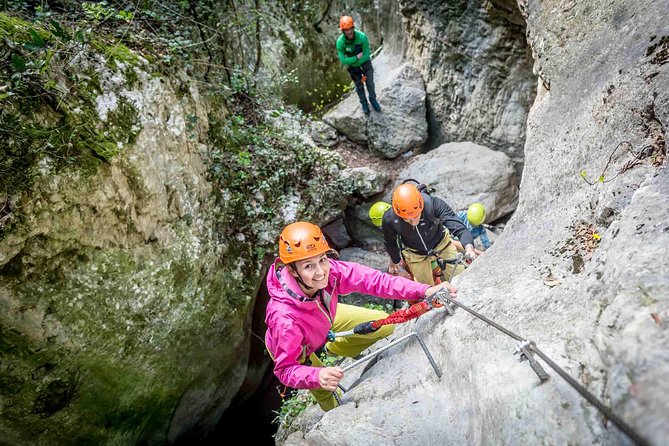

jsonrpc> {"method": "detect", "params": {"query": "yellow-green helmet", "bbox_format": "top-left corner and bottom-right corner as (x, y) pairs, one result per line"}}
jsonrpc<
(369, 201), (392, 227)
(467, 202), (486, 226)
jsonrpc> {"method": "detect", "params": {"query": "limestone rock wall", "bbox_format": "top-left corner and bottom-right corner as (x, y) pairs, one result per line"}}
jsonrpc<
(0, 33), (348, 445)
(281, 1), (668, 444)
(378, 0), (536, 159)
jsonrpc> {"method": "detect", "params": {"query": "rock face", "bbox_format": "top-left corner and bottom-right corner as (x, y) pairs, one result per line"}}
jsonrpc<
(323, 56), (428, 159)
(378, 0), (536, 158)
(0, 37), (349, 444)
(340, 167), (390, 198)
(0, 63), (247, 444)
(397, 141), (519, 221)
(280, 1), (669, 445)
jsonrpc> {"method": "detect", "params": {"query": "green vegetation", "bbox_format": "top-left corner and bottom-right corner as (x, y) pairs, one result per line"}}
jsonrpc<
(206, 75), (351, 275)
(273, 391), (315, 430)
(0, 10), (141, 223)
(362, 301), (395, 313)
(0, 1), (355, 443)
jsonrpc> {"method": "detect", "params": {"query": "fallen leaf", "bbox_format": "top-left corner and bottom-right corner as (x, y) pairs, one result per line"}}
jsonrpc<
(580, 371), (589, 385)
(651, 313), (661, 325)
(543, 276), (561, 287)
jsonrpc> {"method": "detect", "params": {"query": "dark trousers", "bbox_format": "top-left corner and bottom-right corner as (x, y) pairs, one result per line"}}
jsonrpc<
(347, 60), (376, 105)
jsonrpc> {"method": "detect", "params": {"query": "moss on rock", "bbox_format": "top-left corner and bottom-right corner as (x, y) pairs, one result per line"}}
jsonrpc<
(0, 12), (142, 240)
(1, 232), (253, 444)
(0, 5), (353, 445)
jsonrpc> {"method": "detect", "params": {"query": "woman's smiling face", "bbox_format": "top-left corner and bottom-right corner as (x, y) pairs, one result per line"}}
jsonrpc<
(291, 253), (330, 293)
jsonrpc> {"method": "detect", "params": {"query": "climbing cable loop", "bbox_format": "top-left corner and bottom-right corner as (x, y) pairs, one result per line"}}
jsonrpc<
(432, 290), (650, 446)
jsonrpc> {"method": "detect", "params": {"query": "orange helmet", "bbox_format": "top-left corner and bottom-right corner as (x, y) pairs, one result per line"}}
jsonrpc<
(392, 184), (424, 219)
(279, 222), (330, 264)
(339, 16), (354, 30)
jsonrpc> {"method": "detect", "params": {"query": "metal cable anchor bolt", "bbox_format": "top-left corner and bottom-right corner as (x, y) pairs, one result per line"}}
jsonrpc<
(513, 340), (550, 382)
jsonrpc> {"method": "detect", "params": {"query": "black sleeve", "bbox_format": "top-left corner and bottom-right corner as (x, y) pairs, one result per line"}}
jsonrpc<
(432, 196), (475, 248)
(381, 216), (402, 264)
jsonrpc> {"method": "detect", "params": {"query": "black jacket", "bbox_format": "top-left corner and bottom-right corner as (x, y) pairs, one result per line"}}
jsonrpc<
(381, 193), (474, 264)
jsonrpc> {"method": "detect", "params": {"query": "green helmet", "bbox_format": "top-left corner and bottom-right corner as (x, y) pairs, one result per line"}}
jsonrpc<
(369, 201), (392, 227)
(467, 202), (486, 226)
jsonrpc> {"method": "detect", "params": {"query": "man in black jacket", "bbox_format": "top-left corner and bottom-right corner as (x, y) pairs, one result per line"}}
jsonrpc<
(381, 183), (477, 285)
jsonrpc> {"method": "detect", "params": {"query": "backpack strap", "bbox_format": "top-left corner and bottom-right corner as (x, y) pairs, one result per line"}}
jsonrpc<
(401, 178), (436, 195)
(421, 193), (442, 227)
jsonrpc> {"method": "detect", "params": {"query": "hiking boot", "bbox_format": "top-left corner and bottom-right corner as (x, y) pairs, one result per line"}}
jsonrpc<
(361, 102), (370, 115)
(369, 98), (381, 112)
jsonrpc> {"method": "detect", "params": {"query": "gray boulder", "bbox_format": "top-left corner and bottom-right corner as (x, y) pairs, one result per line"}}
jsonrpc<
(339, 247), (387, 272)
(323, 54), (428, 159)
(308, 120), (339, 148)
(344, 204), (385, 248)
(340, 167), (389, 198)
(398, 141), (519, 221)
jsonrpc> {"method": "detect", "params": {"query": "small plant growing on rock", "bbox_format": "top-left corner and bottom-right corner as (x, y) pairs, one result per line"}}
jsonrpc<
(272, 390), (315, 430)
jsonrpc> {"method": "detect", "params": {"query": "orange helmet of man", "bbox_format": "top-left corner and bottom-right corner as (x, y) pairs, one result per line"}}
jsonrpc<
(339, 16), (354, 30)
(279, 222), (331, 264)
(392, 184), (424, 220)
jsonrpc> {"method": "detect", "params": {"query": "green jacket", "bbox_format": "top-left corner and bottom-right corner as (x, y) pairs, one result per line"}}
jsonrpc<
(336, 30), (371, 68)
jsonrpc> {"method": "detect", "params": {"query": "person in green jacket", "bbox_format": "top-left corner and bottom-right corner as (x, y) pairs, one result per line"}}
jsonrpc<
(336, 15), (381, 115)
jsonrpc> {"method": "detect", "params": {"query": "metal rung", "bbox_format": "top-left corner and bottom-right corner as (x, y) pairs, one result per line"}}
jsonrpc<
(333, 331), (441, 401)
(341, 332), (441, 377)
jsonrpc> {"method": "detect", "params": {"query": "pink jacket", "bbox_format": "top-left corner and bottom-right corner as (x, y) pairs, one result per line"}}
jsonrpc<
(265, 258), (429, 389)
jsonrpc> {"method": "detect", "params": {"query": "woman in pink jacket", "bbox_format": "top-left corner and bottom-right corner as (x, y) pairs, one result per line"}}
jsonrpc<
(265, 221), (457, 411)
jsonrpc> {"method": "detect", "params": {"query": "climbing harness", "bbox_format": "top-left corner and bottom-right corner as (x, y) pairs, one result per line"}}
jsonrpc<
(434, 252), (464, 284)
(431, 290), (651, 446)
(399, 252), (465, 306)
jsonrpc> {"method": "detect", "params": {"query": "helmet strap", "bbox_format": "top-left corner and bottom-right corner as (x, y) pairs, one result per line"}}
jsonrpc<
(276, 264), (311, 302)
(289, 263), (314, 291)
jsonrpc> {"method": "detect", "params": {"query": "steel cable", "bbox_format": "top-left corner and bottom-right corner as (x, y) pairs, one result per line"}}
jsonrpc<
(434, 291), (650, 446)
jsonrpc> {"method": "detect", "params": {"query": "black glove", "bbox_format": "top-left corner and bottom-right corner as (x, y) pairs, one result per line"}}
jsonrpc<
(353, 321), (378, 335)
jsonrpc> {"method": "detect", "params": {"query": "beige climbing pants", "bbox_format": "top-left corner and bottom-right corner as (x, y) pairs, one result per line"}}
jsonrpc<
(402, 231), (465, 286)
(303, 303), (394, 411)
